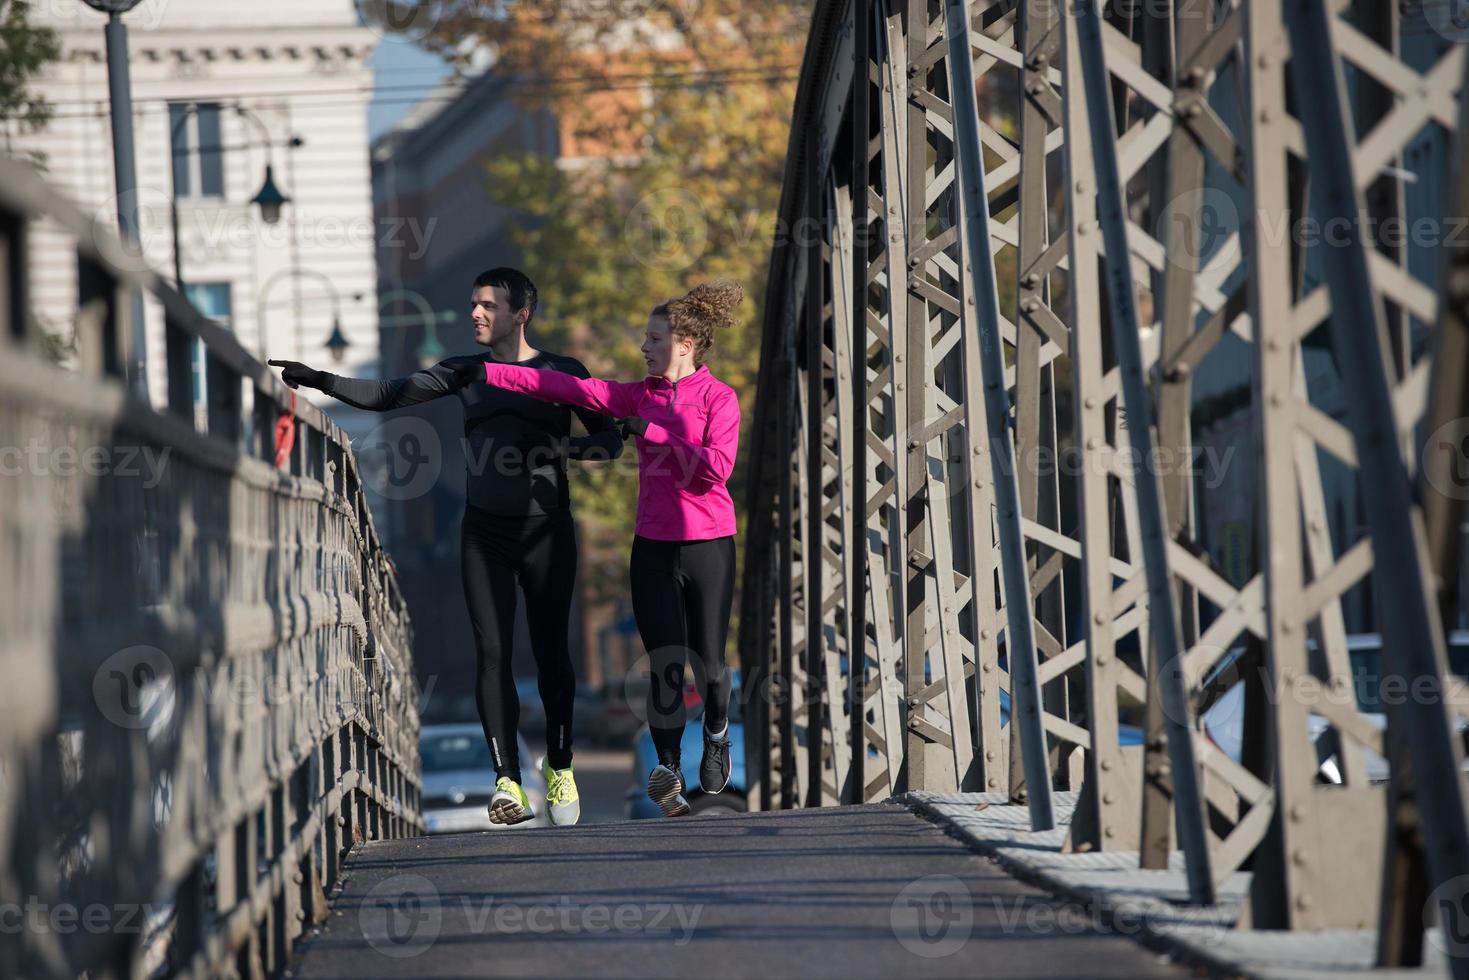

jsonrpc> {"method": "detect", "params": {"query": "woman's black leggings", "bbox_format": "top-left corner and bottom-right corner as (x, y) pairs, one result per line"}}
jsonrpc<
(461, 504), (577, 781)
(629, 535), (736, 766)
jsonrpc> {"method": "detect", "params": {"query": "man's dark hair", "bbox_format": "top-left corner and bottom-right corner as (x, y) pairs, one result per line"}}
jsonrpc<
(473, 267), (538, 325)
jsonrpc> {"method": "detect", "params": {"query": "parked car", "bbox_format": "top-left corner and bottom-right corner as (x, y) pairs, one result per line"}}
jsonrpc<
(627, 671), (747, 818)
(421, 675), (559, 744)
(583, 679), (645, 748)
(419, 687), (478, 726)
(1200, 631), (1469, 783)
(419, 724), (548, 832)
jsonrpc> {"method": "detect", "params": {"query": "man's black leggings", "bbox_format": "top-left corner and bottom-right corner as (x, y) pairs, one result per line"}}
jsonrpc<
(461, 504), (577, 781)
(629, 535), (736, 767)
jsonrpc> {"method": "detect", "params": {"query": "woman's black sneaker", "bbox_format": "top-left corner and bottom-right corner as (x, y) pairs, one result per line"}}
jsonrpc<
(700, 727), (732, 794)
(647, 764), (691, 817)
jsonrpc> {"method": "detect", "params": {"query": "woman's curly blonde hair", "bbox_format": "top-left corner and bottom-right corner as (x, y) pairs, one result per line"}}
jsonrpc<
(652, 280), (744, 367)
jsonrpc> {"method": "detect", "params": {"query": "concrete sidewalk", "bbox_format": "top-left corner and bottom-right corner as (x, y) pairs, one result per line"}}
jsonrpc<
(898, 791), (1450, 980)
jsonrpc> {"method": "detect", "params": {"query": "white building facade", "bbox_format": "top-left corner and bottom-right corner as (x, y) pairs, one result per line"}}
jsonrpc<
(8, 0), (384, 432)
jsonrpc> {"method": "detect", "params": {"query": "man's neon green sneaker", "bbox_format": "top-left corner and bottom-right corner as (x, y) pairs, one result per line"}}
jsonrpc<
(488, 776), (534, 825)
(542, 761), (581, 826)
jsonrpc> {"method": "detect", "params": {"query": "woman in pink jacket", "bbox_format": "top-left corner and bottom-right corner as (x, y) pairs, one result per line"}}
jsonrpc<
(457, 281), (742, 817)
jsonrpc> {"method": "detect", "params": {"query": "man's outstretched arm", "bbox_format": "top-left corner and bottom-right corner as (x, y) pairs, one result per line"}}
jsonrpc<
(269, 358), (468, 411)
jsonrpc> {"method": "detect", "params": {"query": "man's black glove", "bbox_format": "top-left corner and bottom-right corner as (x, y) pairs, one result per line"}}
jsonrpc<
(450, 360), (484, 388)
(617, 416), (649, 439)
(267, 359), (330, 391)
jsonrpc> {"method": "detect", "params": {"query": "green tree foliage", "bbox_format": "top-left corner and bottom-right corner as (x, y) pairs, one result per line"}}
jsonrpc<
(0, 0), (59, 140)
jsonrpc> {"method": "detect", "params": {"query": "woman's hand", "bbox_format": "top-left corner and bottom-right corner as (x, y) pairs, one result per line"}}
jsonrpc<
(450, 361), (485, 388)
(617, 416), (649, 439)
(267, 359), (328, 391)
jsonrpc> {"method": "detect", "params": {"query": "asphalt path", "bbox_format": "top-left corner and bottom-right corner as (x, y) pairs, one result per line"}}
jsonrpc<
(288, 803), (1188, 979)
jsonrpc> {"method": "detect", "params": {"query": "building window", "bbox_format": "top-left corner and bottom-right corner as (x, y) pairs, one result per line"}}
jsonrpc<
(169, 103), (225, 199)
(185, 283), (232, 423)
(186, 282), (232, 326)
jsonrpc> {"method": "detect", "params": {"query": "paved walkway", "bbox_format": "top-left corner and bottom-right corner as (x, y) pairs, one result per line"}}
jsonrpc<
(288, 804), (1187, 979)
(902, 791), (1452, 980)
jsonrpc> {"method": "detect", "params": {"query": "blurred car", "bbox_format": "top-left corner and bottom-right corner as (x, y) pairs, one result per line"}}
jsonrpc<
(571, 685), (621, 747)
(419, 724), (548, 832)
(514, 675), (548, 736)
(419, 687), (478, 726)
(1201, 631), (1469, 783)
(420, 677), (556, 743)
(583, 680), (645, 748)
(627, 670), (747, 818)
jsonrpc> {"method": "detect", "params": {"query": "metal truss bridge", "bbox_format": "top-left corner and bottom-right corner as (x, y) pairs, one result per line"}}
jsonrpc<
(2, 0), (1468, 976)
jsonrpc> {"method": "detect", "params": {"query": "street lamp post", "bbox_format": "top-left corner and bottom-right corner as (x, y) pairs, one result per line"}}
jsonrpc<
(377, 288), (455, 371)
(236, 107), (294, 223)
(256, 267), (344, 362)
(169, 102), (295, 294)
(81, 0), (148, 400)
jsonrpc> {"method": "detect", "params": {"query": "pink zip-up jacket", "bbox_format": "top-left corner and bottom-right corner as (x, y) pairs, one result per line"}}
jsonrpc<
(479, 361), (740, 541)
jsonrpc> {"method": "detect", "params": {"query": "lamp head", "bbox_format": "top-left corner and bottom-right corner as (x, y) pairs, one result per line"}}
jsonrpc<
(251, 164), (289, 225)
(325, 318), (350, 364)
(81, 0), (145, 12)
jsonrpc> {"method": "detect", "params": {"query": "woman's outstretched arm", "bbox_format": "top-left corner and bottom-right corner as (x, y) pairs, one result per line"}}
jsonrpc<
(480, 361), (641, 418)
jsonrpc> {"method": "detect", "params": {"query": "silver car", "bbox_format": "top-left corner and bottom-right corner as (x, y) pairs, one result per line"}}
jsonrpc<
(1201, 631), (1469, 783)
(419, 724), (549, 832)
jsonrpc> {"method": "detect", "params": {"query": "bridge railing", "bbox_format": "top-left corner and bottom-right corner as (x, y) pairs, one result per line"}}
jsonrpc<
(743, 0), (1469, 968)
(0, 153), (421, 978)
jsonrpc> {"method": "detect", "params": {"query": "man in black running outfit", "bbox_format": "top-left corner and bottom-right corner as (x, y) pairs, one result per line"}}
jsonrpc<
(269, 267), (618, 826)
